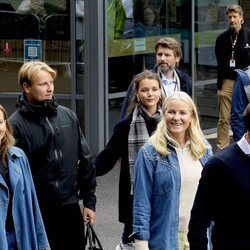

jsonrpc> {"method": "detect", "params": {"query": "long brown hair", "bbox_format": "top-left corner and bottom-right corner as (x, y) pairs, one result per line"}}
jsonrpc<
(0, 105), (15, 167)
(127, 70), (162, 114)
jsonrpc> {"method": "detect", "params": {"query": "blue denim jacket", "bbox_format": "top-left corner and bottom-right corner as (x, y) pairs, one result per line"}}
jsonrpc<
(133, 142), (213, 250)
(231, 69), (250, 141)
(0, 146), (49, 250)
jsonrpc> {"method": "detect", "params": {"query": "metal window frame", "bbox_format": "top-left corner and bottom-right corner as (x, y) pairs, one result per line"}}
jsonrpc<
(84, 0), (108, 154)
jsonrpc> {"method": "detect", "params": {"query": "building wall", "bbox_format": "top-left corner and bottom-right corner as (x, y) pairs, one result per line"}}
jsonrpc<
(0, 0), (248, 153)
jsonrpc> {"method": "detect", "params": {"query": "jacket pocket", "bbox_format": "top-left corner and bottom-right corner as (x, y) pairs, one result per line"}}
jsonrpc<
(153, 166), (172, 195)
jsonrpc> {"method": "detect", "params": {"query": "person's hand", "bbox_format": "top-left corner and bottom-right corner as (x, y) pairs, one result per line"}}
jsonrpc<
(82, 207), (96, 225)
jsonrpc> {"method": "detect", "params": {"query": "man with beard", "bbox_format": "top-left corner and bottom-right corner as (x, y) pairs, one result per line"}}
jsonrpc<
(120, 37), (192, 118)
(215, 4), (250, 150)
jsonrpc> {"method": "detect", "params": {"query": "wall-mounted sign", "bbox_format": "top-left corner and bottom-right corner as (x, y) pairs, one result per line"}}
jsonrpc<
(134, 38), (146, 52)
(24, 39), (42, 62)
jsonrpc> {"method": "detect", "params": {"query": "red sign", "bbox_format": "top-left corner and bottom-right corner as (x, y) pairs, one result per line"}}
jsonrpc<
(3, 42), (12, 56)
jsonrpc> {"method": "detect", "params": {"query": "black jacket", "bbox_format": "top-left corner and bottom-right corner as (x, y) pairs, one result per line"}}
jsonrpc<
(96, 114), (132, 223)
(215, 27), (250, 90)
(188, 143), (250, 249)
(9, 94), (96, 211)
(120, 65), (192, 118)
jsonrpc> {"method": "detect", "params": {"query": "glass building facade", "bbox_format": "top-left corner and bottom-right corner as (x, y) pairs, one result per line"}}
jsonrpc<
(0, 0), (250, 153)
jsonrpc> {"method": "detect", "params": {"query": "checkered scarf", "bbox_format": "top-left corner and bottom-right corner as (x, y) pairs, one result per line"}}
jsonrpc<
(128, 104), (162, 194)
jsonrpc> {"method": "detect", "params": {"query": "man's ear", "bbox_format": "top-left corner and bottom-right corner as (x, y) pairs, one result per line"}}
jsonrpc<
(175, 56), (181, 64)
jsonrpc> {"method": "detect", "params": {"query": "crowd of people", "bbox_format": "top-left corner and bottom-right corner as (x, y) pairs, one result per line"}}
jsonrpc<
(1, 3), (250, 250)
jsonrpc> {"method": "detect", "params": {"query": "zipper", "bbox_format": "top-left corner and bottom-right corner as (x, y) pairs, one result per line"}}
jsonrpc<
(45, 116), (61, 192)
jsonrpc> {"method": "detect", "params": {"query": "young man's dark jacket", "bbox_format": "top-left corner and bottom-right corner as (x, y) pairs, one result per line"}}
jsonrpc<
(120, 65), (192, 118)
(9, 94), (96, 211)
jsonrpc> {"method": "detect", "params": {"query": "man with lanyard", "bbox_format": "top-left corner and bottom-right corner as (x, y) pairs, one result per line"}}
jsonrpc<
(215, 4), (250, 150)
(120, 37), (192, 118)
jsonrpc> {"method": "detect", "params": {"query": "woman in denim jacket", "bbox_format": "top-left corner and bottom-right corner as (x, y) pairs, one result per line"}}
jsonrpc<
(133, 92), (213, 250)
(0, 105), (49, 250)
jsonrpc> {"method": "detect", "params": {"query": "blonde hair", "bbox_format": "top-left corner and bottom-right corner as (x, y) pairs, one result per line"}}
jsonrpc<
(18, 61), (57, 87)
(149, 91), (206, 160)
(0, 105), (15, 167)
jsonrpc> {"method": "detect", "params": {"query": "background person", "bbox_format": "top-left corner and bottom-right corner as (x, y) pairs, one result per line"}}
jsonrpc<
(95, 70), (163, 250)
(132, 91), (213, 250)
(215, 4), (250, 150)
(231, 67), (250, 141)
(0, 104), (49, 250)
(120, 37), (192, 119)
(9, 61), (96, 250)
(134, 4), (162, 70)
(188, 103), (250, 250)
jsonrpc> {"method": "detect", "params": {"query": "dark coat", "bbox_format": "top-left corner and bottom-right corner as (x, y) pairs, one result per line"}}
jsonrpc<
(9, 94), (96, 211)
(95, 112), (157, 223)
(188, 143), (250, 249)
(96, 114), (132, 223)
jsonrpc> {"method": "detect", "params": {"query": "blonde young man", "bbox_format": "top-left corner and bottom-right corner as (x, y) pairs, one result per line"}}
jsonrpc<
(9, 61), (96, 250)
(215, 4), (250, 150)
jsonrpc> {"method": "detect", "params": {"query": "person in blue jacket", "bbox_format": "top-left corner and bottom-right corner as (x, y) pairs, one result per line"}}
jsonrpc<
(0, 104), (49, 250)
(231, 67), (250, 141)
(120, 37), (192, 119)
(133, 91), (212, 250)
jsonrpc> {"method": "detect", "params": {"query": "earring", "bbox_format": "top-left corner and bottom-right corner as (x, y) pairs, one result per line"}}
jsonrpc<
(137, 96), (140, 102)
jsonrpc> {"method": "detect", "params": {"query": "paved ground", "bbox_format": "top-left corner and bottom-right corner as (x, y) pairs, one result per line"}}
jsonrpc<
(95, 164), (122, 249)
(93, 133), (223, 249)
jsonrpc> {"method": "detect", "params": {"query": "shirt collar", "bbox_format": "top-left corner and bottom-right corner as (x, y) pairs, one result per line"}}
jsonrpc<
(161, 74), (177, 85)
(237, 133), (250, 155)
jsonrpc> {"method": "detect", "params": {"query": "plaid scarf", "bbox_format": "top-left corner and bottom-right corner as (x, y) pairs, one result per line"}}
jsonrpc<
(128, 104), (162, 194)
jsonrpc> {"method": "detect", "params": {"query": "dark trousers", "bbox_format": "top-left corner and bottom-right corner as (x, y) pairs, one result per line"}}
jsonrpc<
(121, 221), (133, 244)
(41, 203), (85, 250)
(6, 231), (18, 250)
